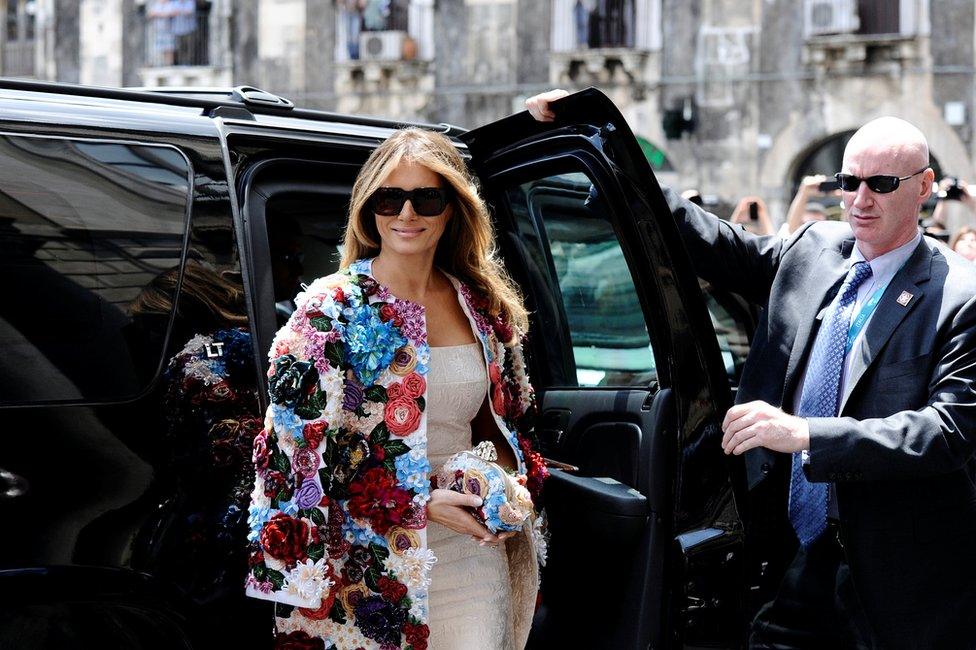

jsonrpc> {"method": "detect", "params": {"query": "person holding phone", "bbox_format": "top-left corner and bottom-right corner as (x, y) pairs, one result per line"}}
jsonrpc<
(780, 175), (839, 237)
(730, 196), (775, 236)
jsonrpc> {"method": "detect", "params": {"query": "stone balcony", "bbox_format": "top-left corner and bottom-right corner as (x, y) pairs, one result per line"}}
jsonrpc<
(137, 65), (233, 88)
(550, 48), (657, 93)
(333, 58), (435, 117)
(803, 32), (927, 75)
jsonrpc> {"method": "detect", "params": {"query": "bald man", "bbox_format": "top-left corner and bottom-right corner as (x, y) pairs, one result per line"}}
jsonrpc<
(527, 94), (976, 648)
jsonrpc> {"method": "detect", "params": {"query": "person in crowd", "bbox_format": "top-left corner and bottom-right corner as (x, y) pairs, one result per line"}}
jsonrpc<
(928, 176), (976, 240)
(729, 195), (775, 236)
(950, 225), (976, 262)
(245, 128), (547, 649)
(527, 90), (976, 649)
(780, 174), (834, 237)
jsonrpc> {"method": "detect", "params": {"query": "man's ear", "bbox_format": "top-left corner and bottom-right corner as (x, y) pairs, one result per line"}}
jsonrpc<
(920, 168), (936, 201)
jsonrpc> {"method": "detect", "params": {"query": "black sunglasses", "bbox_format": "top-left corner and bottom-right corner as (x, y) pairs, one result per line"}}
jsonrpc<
(369, 186), (451, 217)
(834, 166), (928, 194)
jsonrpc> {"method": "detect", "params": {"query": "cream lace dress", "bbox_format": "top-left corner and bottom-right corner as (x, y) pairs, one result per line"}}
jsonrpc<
(426, 342), (515, 650)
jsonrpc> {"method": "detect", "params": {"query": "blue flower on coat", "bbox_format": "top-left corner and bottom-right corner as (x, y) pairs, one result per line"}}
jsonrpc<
(395, 449), (432, 495)
(271, 404), (305, 443)
(247, 502), (272, 542)
(343, 304), (407, 385)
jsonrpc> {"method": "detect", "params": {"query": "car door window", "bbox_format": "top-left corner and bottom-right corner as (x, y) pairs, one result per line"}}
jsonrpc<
(0, 134), (190, 404)
(506, 170), (655, 387)
(699, 280), (753, 385)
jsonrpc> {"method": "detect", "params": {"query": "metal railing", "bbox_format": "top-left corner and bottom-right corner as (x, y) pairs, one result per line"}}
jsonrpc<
(143, 3), (210, 68)
(552, 0), (663, 52)
(2, 40), (34, 77)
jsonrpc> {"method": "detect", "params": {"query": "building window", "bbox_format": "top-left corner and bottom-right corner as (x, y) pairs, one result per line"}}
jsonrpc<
(804, 0), (922, 38)
(335, 0), (433, 62)
(551, 0), (660, 52)
(1, 0), (36, 78)
(144, 0), (211, 68)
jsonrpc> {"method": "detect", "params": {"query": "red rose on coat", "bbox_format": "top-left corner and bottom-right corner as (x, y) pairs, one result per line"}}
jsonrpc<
(347, 468), (412, 534)
(401, 372), (426, 399)
(492, 384), (507, 417)
(488, 361), (501, 385)
(387, 382), (404, 400)
(273, 630), (325, 650)
(303, 420), (327, 450)
(332, 287), (345, 302)
(404, 622), (430, 650)
(492, 315), (514, 345)
(263, 471), (293, 500)
(252, 430), (270, 471)
(378, 576), (408, 603)
(260, 513), (309, 565)
(379, 303), (397, 322)
(384, 397), (422, 437)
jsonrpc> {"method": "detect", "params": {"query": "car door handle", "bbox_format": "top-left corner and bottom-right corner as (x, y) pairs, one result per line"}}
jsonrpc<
(0, 468), (29, 499)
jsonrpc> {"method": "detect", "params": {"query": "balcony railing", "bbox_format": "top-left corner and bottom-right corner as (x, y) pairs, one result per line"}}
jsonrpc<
(552, 0), (660, 52)
(143, 2), (210, 68)
(2, 40), (34, 77)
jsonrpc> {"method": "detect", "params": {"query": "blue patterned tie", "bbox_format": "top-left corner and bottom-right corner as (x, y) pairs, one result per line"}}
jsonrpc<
(789, 261), (873, 546)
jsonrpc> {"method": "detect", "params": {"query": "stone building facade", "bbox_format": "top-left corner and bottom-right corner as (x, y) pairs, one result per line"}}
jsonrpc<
(2, 0), (974, 221)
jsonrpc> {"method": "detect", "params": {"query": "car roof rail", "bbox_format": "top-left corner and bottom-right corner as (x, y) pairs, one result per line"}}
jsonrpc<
(0, 77), (469, 139)
(130, 85), (295, 109)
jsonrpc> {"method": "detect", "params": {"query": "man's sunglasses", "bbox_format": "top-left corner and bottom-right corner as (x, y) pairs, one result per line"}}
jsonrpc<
(834, 166), (928, 194)
(369, 187), (452, 217)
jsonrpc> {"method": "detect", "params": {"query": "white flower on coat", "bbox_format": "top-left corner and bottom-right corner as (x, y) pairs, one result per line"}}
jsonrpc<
(532, 514), (549, 567)
(383, 547), (437, 591)
(284, 557), (334, 603)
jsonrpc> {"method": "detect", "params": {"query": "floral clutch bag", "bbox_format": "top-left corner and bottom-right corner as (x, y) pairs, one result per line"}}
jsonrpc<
(434, 441), (535, 533)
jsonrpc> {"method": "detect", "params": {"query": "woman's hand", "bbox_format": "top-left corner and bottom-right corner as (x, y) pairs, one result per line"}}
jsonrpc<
(426, 488), (516, 547)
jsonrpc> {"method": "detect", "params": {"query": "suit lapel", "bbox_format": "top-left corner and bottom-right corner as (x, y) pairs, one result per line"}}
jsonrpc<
(781, 243), (853, 406)
(839, 238), (932, 413)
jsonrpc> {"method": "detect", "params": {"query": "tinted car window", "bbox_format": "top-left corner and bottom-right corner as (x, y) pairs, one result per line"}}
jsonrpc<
(507, 171), (656, 387)
(0, 134), (190, 404)
(699, 279), (753, 385)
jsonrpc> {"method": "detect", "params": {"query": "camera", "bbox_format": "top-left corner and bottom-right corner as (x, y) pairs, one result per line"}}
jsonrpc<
(748, 201), (759, 221)
(819, 179), (841, 193)
(940, 177), (965, 201)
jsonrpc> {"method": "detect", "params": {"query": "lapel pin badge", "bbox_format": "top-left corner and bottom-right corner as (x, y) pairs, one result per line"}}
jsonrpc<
(896, 291), (913, 306)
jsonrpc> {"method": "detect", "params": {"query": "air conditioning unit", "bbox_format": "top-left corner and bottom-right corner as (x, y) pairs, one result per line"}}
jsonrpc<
(805, 0), (859, 37)
(359, 31), (406, 61)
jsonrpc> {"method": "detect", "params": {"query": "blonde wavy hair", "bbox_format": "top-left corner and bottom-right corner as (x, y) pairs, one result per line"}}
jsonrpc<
(340, 128), (529, 333)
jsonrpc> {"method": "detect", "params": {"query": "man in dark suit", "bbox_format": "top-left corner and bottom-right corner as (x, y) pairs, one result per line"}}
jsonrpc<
(527, 92), (976, 648)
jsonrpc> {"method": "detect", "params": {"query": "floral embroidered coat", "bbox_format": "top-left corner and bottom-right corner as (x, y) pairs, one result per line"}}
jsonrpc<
(245, 258), (548, 649)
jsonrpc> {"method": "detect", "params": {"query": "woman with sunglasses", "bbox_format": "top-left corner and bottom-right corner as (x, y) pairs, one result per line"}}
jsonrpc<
(245, 128), (547, 649)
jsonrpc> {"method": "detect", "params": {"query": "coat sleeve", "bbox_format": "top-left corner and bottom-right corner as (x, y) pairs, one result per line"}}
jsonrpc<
(662, 185), (789, 306)
(244, 277), (349, 607)
(807, 295), (976, 481)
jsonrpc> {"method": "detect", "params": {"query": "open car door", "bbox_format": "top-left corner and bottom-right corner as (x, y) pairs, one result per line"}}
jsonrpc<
(462, 88), (750, 649)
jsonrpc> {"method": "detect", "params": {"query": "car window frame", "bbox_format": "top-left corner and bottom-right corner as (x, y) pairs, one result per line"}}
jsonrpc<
(0, 128), (194, 408)
(483, 153), (674, 392)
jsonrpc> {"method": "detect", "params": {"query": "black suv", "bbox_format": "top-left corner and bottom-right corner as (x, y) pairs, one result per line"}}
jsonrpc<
(0, 80), (765, 649)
